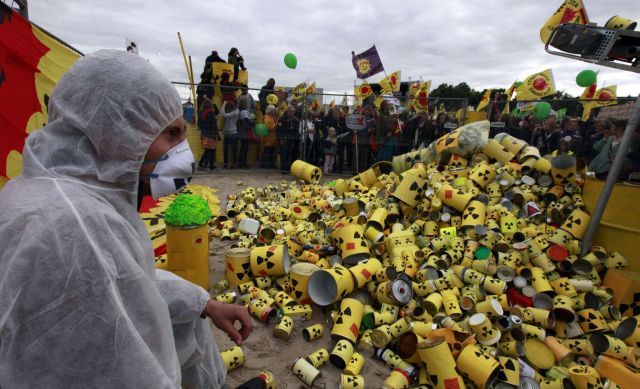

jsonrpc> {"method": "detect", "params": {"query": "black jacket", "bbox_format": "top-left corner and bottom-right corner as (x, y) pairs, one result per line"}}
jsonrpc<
(276, 116), (300, 140)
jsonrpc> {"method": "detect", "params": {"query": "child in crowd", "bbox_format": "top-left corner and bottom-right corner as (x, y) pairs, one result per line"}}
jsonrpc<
(198, 99), (220, 171)
(323, 127), (338, 174)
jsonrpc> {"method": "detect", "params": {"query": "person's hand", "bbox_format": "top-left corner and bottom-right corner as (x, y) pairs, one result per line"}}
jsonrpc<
(202, 300), (253, 345)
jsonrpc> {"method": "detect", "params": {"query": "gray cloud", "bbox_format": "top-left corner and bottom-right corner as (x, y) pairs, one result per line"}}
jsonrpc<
(29, 0), (640, 100)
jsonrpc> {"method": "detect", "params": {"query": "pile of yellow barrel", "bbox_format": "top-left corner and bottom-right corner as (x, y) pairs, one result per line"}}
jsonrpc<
(212, 128), (639, 389)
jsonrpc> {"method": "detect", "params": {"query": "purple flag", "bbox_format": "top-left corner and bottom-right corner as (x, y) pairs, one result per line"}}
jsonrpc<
(351, 45), (385, 79)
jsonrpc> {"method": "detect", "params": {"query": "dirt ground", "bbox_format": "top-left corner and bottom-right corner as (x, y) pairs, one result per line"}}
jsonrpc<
(192, 168), (392, 388)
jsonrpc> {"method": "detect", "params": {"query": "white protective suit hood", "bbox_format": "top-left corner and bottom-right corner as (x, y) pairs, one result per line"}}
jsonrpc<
(22, 49), (181, 206)
(0, 50), (224, 389)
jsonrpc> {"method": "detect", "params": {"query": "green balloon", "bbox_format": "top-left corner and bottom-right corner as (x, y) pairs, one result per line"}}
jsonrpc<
(284, 53), (297, 69)
(576, 70), (597, 87)
(515, 81), (523, 88)
(533, 102), (552, 120)
(255, 123), (269, 137)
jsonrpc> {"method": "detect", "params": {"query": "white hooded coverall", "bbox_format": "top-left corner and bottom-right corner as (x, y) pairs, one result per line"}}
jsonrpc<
(0, 50), (226, 388)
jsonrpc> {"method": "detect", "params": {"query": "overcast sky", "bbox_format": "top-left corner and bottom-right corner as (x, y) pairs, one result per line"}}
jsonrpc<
(29, 0), (640, 101)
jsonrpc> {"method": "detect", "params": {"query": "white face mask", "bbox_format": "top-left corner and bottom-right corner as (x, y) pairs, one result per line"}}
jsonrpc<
(142, 139), (195, 200)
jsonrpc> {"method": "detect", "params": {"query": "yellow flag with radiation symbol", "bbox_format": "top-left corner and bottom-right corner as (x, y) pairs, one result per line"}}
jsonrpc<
(354, 81), (374, 100)
(413, 80), (432, 112)
(476, 89), (493, 111)
(516, 69), (556, 101)
(581, 85), (617, 121)
(540, 0), (589, 44)
(379, 70), (401, 94)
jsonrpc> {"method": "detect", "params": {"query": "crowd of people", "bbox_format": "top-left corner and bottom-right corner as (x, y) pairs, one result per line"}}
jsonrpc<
(195, 54), (639, 180)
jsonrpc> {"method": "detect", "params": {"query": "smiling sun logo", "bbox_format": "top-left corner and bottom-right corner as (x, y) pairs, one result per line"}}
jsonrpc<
(357, 58), (371, 74)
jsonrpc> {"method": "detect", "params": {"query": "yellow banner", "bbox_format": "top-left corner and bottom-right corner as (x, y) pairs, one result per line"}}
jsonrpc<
(379, 70), (401, 94)
(540, 0), (589, 44)
(516, 69), (556, 100)
(476, 89), (493, 111)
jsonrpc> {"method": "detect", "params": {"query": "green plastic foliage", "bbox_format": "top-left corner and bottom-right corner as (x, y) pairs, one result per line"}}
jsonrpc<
(164, 194), (212, 226)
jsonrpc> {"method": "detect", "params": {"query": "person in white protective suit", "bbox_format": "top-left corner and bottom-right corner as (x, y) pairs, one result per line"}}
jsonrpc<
(0, 50), (253, 388)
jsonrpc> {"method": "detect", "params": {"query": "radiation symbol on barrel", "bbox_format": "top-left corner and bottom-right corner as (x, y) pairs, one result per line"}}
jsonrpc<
(344, 376), (361, 387)
(291, 278), (303, 299)
(256, 247), (277, 271)
(619, 292), (640, 317)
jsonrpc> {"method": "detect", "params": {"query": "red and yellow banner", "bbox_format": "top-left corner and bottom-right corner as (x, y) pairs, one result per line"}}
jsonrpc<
(0, 4), (80, 188)
(540, 0), (589, 44)
(516, 69), (556, 101)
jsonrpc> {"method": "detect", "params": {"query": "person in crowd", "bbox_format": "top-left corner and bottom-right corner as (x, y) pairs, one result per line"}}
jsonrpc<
(589, 119), (631, 179)
(221, 100), (239, 168)
(261, 105), (278, 169)
(196, 69), (214, 110)
(552, 139), (574, 157)
(301, 111), (320, 165)
(236, 98), (252, 169)
(404, 110), (431, 151)
(374, 101), (392, 158)
(560, 117), (583, 156)
(237, 85), (255, 115)
(204, 50), (226, 70)
(324, 108), (348, 173)
(219, 72), (238, 103)
(198, 99), (220, 171)
(376, 112), (399, 162)
(583, 119), (610, 162)
(276, 107), (300, 174)
(258, 78), (275, 114)
(323, 127), (338, 174)
(0, 50), (253, 388)
(227, 47), (246, 81)
(531, 114), (560, 156)
(432, 112), (449, 140)
(354, 105), (375, 172)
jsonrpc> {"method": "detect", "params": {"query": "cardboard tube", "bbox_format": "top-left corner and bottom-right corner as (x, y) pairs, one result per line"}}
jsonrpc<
(224, 248), (252, 286)
(544, 336), (574, 366)
(303, 324), (324, 342)
(382, 369), (411, 389)
(343, 352), (365, 376)
(577, 308), (609, 334)
(291, 160), (322, 184)
(523, 338), (555, 370)
(498, 341), (526, 358)
(308, 265), (355, 306)
(248, 298), (278, 323)
(292, 357), (322, 387)
(349, 258), (383, 287)
(333, 224), (370, 265)
(250, 245), (290, 277)
(393, 172), (426, 207)
(614, 317), (640, 347)
(437, 183), (473, 212)
(456, 344), (501, 388)
(340, 373), (364, 389)
(331, 298), (364, 343)
(442, 292), (463, 320)
(591, 333), (628, 359)
(290, 262), (320, 304)
(568, 365), (604, 389)
(273, 315), (294, 340)
(482, 139), (515, 164)
(330, 340), (355, 369)
(417, 337), (466, 389)
(220, 345), (245, 371)
(469, 313), (502, 345)
(560, 208), (590, 240)
(306, 347), (329, 368)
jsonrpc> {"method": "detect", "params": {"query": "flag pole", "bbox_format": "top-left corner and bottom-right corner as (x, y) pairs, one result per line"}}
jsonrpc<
(374, 44), (403, 131)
